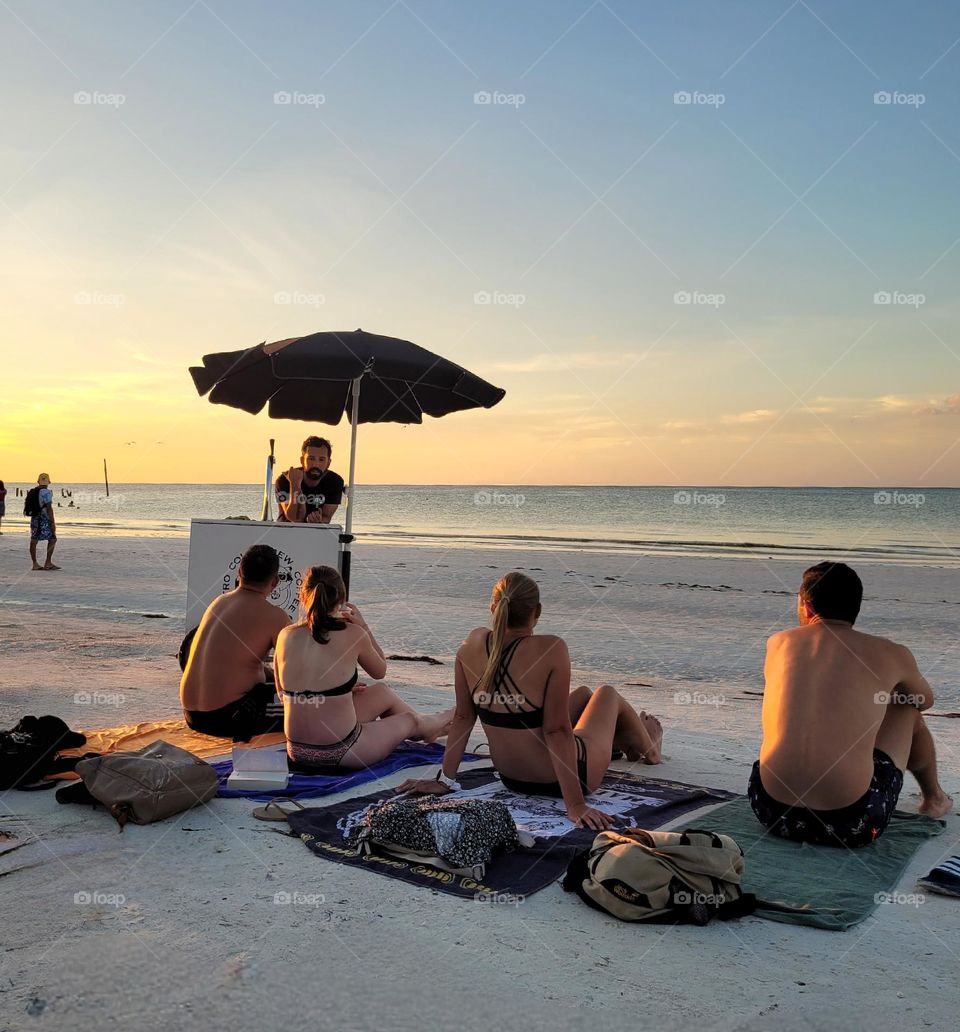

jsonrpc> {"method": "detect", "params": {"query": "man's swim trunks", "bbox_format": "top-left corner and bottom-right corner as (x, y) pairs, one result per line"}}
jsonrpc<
(30, 514), (55, 541)
(748, 748), (903, 848)
(184, 683), (284, 743)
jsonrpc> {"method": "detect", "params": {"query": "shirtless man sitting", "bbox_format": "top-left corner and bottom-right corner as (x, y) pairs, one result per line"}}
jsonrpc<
(180, 544), (291, 742)
(750, 561), (952, 848)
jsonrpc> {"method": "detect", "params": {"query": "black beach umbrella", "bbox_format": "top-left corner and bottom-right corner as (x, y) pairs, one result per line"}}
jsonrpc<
(190, 329), (506, 591)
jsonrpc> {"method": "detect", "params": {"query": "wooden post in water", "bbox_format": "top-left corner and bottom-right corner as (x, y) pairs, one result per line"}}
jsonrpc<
(103, 459), (110, 497)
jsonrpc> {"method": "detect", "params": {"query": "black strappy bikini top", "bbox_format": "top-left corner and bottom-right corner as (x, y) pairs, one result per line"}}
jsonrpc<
(282, 667), (358, 699)
(473, 633), (545, 729)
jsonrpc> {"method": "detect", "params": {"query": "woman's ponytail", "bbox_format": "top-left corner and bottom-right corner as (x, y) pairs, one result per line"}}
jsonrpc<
(301, 565), (347, 644)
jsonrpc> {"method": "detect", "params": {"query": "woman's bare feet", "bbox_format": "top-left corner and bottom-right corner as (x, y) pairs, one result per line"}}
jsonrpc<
(624, 712), (663, 764)
(919, 789), (954, 819)
(414, 708), (455, 744)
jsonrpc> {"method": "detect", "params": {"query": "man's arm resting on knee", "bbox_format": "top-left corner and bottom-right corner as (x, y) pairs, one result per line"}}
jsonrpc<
(892, 644), (934, 710)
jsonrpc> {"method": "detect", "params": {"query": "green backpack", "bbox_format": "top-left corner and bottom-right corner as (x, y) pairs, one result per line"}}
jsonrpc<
(563, 827), (755, 925)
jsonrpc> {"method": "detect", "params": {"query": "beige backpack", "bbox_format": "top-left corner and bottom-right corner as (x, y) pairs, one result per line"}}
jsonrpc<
(75, 740), (219, 829)
(563, 827), (754, 924)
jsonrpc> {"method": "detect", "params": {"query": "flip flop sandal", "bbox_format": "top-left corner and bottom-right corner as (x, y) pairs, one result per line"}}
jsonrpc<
(251, 799), (307, 822)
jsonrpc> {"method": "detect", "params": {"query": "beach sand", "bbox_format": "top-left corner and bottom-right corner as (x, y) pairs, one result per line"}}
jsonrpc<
(1, 532), (958, 1030)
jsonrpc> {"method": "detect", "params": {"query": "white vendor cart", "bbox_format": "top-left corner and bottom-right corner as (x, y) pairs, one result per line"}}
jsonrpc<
(185, 518), (342, 633)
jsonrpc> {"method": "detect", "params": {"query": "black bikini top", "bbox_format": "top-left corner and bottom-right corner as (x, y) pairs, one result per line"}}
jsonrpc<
(473, 633), (545, 730)
(282, 667), (358, 699)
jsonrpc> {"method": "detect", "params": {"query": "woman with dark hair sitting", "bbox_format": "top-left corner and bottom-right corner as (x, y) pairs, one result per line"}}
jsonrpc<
(397, 571), (664, 830)
(275, 565), (453, 770)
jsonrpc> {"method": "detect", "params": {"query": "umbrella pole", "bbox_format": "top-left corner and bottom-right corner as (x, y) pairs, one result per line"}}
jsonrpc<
(341, 376), (361, 597)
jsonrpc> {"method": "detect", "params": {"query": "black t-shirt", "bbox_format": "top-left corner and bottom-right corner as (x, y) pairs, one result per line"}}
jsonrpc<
(275, 470), (345, 519)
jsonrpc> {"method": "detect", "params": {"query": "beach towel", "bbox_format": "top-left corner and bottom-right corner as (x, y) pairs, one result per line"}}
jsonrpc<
(63, 719), (285, 763)
(287, 768), (736, 900)
(212, 742), (479, 800)
(692, 796), (945, 930)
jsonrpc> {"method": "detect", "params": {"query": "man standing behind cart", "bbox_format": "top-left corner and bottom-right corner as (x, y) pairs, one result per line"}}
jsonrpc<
(275, 436), (345, 524)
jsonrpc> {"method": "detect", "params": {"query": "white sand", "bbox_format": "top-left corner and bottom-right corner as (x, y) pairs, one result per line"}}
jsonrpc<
(1, 531), (958, 1030)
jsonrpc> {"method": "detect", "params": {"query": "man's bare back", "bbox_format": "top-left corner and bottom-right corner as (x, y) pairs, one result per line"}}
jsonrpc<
(180, 589), (289, 712)
(760, 621), (932, 810)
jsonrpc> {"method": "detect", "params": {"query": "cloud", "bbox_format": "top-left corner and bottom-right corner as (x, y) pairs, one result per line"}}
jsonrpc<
(721, 409), (779, 425)
(917, 393), (960, 416)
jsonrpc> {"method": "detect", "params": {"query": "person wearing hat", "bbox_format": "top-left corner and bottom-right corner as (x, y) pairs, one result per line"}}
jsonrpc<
(29, 473), (60, 571)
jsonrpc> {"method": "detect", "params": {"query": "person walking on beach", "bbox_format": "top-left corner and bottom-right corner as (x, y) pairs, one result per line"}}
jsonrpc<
(27, 474), (59, 570)
(0, 480), (6, 534)
(181, 544), (291, 741)
(275, 436), (344, 524)
(749, 561), (953, 848)
(397, 571), (664, 830)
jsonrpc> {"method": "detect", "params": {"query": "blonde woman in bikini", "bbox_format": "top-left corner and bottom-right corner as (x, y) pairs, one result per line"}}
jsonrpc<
(397, 571), (664, 830)
(275, 566), (453, 770)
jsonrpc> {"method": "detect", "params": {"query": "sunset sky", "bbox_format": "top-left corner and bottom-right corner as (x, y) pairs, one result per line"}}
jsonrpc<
(3, 1), (959, 486)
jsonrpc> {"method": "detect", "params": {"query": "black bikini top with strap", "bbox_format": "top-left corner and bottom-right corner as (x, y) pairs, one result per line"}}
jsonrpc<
(282, 667), (358, 699)
(473, 633), (545, 729)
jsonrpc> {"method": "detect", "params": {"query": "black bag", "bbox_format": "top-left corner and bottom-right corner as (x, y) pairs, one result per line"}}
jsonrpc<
(23, 486), (42, 517)
(0, 716), (88, 790)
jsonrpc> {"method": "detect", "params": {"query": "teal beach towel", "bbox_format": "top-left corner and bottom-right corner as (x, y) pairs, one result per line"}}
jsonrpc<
(693, 797), (945, 930)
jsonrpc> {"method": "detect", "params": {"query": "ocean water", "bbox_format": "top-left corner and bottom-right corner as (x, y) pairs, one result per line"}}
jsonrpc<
(2, 483), (957, 565)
